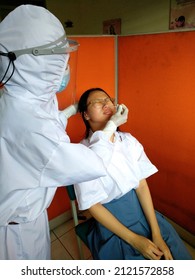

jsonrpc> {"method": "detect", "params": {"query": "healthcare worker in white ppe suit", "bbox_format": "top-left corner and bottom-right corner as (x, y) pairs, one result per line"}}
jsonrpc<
(0, 5), (127, 259)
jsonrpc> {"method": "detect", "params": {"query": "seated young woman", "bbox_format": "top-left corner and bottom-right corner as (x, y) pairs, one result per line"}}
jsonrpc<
(74, 87), (192, 260)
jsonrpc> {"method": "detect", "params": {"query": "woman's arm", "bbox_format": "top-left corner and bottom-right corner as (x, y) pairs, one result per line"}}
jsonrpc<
(135, 179), (173, 260)
(89, 202), (164, 260)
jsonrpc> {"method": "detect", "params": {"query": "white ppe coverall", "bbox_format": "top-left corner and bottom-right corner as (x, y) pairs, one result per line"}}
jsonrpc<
(0, 5), (106, 259)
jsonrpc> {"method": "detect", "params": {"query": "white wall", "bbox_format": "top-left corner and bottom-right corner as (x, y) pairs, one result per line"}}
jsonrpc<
(46, 0), (171, 35)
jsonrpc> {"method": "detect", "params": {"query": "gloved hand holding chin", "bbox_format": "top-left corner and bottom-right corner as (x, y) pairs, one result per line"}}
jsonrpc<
(103, 104), (129, 138)
(110, 104), (128, 127)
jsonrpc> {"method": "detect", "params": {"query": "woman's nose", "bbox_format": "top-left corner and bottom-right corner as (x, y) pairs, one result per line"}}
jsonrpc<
(103, 98), (111, 107)
(102, 102), (109, 108)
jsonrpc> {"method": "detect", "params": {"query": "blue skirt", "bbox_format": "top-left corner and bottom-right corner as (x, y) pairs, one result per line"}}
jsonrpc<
(87, 189), (192, 260)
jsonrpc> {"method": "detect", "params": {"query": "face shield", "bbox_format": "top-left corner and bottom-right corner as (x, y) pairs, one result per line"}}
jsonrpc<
(56, 39), (79, 109)
(0, 34), (79, 106)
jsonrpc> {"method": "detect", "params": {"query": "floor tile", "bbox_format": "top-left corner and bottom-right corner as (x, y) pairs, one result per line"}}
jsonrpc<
(50, 217), (92, 260)
(51, 239), (73, 260)
(50, 230), (57, 242)
(59, 228), (91, 260)
(53, 219), (74, 238)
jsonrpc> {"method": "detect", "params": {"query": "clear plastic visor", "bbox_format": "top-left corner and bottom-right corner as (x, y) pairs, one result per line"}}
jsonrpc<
(57, 43), (78, 109)
(0, 34), (79, 101)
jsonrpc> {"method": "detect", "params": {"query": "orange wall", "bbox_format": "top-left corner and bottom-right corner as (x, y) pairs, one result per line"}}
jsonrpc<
(118, 31), (195, 234)
(47, 36), (116, 220)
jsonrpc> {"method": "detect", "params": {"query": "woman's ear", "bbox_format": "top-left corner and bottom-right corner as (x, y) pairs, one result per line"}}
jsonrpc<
(84, 111), (90, 120)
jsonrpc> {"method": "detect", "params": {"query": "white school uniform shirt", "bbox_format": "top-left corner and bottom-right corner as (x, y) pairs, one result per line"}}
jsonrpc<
(0, 5), (106, 226)
(74, 131), (158, 210)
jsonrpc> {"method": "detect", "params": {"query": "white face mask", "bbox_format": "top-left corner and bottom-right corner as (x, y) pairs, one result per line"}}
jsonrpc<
(58, 65), (70, 92)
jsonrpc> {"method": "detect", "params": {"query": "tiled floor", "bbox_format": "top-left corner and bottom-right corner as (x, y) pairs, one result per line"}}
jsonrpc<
(50, 218), (92, 260)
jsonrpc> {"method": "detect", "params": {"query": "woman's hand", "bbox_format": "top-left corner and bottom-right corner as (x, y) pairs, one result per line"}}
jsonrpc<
(135, 180), (173, 259)
(131, 234), (163, 260)
(152, 234), (173, 260)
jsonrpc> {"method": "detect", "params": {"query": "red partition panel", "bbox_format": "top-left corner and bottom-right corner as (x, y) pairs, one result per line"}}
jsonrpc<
(118, 31), (195, 234)
(48, 36), (116, 220)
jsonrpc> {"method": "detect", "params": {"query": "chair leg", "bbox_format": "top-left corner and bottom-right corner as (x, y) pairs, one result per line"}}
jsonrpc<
(76, 235), (84, 260)
(71, 201), (85, 259)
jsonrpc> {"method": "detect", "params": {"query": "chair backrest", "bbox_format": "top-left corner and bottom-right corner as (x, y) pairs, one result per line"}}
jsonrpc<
(66, 184), (76, 201)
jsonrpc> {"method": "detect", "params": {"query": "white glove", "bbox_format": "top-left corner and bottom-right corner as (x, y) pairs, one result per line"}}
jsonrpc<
(62, 103), (78, 119)
(103, 104), (128, 137)
(110, 104), (128, 127)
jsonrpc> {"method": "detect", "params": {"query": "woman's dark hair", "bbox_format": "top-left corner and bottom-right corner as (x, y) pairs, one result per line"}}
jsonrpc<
(78, 87), (110, 138)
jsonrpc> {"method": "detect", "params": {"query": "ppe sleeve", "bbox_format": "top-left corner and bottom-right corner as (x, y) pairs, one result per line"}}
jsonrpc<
(40, 141), (106, 187)
(58, 111), (68, 129)
(62, 103), (78, 119)
(58, 104), (78, 129)
(87, 131), (115, 166)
